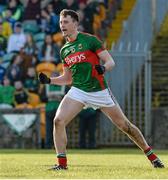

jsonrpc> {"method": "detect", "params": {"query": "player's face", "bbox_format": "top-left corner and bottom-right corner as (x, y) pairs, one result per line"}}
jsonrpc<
(59, 15), (77, 37)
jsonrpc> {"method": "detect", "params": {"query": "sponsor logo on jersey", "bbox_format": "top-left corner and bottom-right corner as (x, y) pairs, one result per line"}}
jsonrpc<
(65, 53), (86, 66)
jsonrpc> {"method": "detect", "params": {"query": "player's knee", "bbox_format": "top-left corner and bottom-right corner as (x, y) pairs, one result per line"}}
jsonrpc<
(54, 117), (65, 128)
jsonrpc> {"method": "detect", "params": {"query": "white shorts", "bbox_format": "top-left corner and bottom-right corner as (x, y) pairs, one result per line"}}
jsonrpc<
(65, 86), (117, 110)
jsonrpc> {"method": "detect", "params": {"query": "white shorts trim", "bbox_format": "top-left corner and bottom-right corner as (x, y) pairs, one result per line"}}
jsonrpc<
(65, 86), (117, 110)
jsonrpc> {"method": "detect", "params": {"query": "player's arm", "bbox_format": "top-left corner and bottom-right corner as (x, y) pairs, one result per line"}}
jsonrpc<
(51, 67), (72, 85)
(95, 50), (115, 74)
(97, 50), (115, 71)
(39, 66), (72, 85)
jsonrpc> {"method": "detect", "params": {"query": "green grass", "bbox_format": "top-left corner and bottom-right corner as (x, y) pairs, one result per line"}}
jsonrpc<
(0, 148), (168, 179)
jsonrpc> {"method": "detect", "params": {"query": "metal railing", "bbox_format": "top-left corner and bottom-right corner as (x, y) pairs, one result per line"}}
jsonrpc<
(112, 0), (168, 51)
(98, 0), (168, 146)
(98, 50), (151, 146)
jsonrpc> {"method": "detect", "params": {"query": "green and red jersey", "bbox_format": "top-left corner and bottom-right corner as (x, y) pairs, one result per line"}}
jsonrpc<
(60, 32), (108, 92)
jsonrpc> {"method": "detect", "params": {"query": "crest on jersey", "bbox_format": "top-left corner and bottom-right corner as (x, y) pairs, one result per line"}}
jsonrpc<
(69, 45), (76, 53)
(70, 47), (75, 53)
(78, 43), (83, 50)
(63, 49), (70, 56)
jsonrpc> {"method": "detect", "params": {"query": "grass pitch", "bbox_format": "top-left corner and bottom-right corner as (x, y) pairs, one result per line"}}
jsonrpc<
(0, 148), (167, 179)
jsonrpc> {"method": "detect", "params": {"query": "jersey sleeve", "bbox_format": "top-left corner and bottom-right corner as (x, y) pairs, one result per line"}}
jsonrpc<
(89, 35), (105, 54)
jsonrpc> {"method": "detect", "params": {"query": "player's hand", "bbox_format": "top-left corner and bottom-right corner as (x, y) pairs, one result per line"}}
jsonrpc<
(95, 65), (106, 75)
(38, 72), (51, 84)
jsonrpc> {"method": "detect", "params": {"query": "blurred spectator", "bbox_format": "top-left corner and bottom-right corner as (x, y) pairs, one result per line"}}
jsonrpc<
(82, 0), (99, 34)
(20, 33), (39, 79)
(7, 22), (26, 53)
(6, 54), (23, 83)
(107, 0), (117, 25)
(0, 0), (6, 13)
(4, 9), (16, 29)
(77, 9), (88, 32)
(24, 66), (39, 94)
(0, 15), (12, 39)
(3, 9), (16, 29)
(66, 0), (79, 11)
(13, 80), (29, 106)
(22, 33), (38, 56)
(79, 108), (97, 149)
(36, 9), (50, 33)
(0, 76), (15, 108)
(2, 0), (23, 22)
(39, 34), (60, 64)
(77, 10), (84, 31)
(52, 32), (64, 47)
(0, 21), (7, 57)
(37, 5), (59, 34)
(46, 3), (60, 34)
(52, 0), (67, 15)
(22, 0), (41, 21)
(93, 1), (103, 37)
(0, 63), (6, 84)
(116, 0), (123, 10)
(78, 0), (87, 4)
(78, 1), (86, 11)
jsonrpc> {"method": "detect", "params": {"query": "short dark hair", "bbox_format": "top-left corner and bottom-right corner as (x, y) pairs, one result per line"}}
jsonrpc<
(60, 9), (79, 22)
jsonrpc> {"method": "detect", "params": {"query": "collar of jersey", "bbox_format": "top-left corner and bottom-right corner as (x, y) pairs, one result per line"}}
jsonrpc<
(67, 31), (80, 43)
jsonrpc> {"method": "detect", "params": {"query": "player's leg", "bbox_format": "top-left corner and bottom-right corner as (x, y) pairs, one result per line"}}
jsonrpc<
(52, 96), (84, 170)
(100, 105), (164, 168)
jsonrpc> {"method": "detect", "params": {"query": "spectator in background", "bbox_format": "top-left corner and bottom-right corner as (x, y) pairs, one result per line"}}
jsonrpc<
(107, 0), (117, 25)
(22, 33), (38, 57)
(36, 9), (50, 33)
(6, 54), (23, 83)
(22, 0), (41, 21)
(13, 80), (30, 107)
(79, 108), (97, 149)
(7, 22), (26, 53)
(39, 34), (60, 64)
(52, 0), (67, 15)
(0, 63), (6, 83)
(46, 3), (60, 34)
(37, 5), (59, 34)
(0, 15), (12, 39)
(78, 0), (87, 4)
(3, 8), (16, 29)
(77, 10), (84, 31)
(0, 0), (6, 14)
(77, 9), (88, 32)
(82, 0), (98, 34)
(0, 21), (7, 57)
(0, 76), (15, 108)
(24, 66), (39, 94)
(66, 0), (79, 11)
(2, 0), (23, 22)
(20, 34), (39, 79)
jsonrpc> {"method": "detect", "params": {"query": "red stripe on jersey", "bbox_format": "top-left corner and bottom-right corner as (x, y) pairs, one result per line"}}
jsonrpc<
(64, 50), (105, 90)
